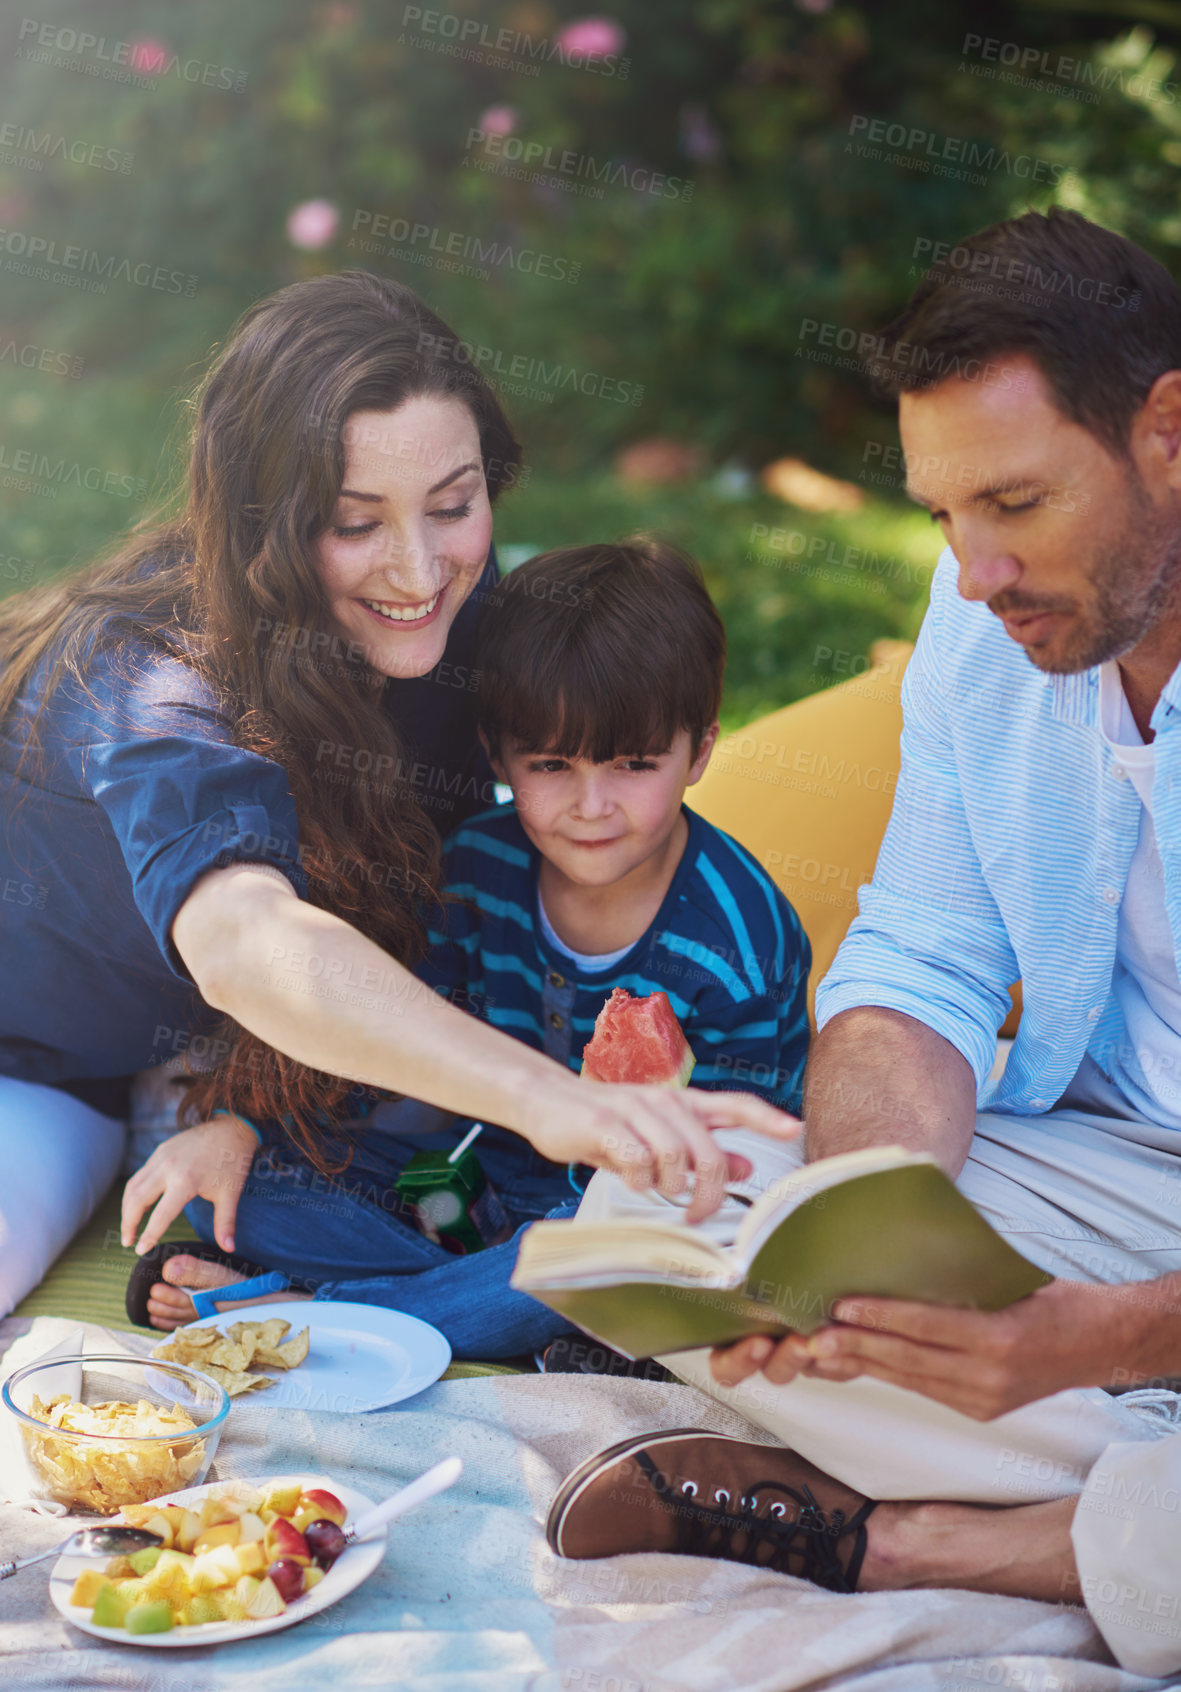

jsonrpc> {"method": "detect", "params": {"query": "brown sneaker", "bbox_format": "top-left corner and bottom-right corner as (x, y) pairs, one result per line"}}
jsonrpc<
(546, 1427), (878, 1593)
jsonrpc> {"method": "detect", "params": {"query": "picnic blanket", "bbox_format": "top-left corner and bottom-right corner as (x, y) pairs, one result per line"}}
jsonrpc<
(0, 1315), (1162, 1692)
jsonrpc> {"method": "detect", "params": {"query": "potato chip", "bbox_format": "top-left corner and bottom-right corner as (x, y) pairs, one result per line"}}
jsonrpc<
(152, 1329), (221, 1365)
(276, 1328), (309, 1368)
(227, 1324), (259, 1363)
(255, 1319), (292, 1348)
(206, 1338), (249, 1373)
(177, 1326), (219, 1348)
(204, 1368), (275, 1397)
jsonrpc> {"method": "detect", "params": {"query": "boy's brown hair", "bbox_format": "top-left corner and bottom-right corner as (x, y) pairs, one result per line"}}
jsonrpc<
(474, 537), (725, 763)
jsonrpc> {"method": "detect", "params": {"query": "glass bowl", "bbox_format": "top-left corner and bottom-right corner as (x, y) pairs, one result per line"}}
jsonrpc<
(1, 1354), (230, 1516)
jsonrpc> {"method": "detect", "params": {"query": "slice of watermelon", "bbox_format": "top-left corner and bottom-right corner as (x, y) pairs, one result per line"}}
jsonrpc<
(580, 987), (695, 1086)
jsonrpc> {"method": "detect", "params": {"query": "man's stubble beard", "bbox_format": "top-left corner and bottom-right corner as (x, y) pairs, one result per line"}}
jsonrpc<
(1027, 478), (1181, 675)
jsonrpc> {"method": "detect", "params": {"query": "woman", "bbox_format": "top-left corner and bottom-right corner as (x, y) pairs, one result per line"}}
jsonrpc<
(0, 270), (793, 1349)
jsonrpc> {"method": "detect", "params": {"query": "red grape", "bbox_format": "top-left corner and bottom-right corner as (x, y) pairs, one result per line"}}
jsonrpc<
(304, 1519), (348, 1569)
(267, 1558), (306, 1603)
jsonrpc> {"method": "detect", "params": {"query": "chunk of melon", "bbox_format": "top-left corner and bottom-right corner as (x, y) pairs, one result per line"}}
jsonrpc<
(234, 1540), (267, 1577)
(69, 1569), (111, 1609)
(261, 1481), (303, 1516)
(580, 988), (695, 1086)
(184, 1592), (225, 1626)
(126, 1598), (175, 1635)
(190, 1543), (243, 1593)
(92, 1578), (147, 1628)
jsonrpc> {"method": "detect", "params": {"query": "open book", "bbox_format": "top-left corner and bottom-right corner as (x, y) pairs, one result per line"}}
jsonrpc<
(511, 1145), (1052, 1359)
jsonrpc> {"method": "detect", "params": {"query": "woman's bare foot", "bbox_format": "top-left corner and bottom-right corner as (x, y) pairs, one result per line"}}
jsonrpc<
(146, 1254), (308, 1331)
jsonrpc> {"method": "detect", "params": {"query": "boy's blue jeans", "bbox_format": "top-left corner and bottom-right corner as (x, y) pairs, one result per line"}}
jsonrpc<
(185, 1106), (578, 1360)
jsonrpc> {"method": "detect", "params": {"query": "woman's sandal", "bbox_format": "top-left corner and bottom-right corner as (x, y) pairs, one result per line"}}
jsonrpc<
(124, 1240), (289, 1329)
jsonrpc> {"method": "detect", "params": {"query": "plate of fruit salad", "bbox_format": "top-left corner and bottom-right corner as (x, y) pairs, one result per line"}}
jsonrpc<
(50, 1473), (384, 1645)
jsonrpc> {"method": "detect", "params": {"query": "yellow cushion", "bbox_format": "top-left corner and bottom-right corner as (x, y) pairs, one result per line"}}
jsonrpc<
(694, 643), (912, 1023)
(695, 640), (1021, 1035)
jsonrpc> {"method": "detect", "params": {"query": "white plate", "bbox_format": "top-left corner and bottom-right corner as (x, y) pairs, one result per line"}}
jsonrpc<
(162, 1300), (451, 1414)
(51, 1472), (384, 1647)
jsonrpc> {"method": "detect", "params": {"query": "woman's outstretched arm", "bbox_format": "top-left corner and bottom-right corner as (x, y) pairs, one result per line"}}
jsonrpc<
(122, 861), (799, 1252)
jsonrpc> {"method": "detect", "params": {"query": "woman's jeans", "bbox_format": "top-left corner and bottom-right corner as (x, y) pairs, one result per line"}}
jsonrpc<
(185, 1102), (577, 1359)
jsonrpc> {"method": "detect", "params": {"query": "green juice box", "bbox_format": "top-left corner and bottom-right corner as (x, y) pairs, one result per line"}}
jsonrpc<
(394, 1145), (514, 1255)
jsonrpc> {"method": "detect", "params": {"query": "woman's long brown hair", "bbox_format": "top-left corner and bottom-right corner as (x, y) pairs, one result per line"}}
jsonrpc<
(0, 270), (522, 1169)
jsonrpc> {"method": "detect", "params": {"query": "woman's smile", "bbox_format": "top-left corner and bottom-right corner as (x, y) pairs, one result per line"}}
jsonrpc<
(357, 587), (445, 627)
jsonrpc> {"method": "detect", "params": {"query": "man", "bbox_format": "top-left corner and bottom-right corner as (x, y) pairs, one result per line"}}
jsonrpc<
(546, 209), (1181, 1678)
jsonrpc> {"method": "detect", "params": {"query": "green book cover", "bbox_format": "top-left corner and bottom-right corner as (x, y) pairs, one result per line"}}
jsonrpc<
(511, 1146), (1052, 1359)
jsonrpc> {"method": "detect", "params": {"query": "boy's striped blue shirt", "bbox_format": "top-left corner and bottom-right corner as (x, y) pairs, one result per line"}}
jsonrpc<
(418, 803), (811, 1113)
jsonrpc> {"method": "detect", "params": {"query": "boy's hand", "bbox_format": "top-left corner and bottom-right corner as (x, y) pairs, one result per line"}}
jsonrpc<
(522, 1083), (801, 1223)
(121, 1115), (259, 1256)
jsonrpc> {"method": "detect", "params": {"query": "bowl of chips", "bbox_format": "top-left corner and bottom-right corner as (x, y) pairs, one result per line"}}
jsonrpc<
(1, 1355), (230, 1516)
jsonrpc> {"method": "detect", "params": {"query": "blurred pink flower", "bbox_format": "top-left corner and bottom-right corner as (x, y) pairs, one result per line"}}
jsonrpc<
(795, 0), (834, 11)
(555, 17), (625, 59)
(286, 199), (340, 251)
(129, 38), (170, 74)
(479, 105), (518, 136)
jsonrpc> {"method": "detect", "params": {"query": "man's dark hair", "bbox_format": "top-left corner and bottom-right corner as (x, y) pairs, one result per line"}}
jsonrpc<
(475, 537), (725, 763)
(875, 208), (1181, 456)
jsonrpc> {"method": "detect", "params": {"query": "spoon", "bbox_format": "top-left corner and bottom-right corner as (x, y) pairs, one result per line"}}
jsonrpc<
(0, 1524), (163, 1581)
(344, 1456), (463, 1545)
(237, 1460), (464, 1575)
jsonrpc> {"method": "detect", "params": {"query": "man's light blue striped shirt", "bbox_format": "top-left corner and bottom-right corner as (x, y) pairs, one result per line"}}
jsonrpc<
(816, 547), (1181, 1117)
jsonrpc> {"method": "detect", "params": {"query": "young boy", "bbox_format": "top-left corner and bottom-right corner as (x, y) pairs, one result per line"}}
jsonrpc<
(420, 539), (810, 1268)
(422, 537), (809, 1113)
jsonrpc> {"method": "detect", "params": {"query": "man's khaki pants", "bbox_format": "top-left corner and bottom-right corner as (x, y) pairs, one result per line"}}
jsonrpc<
(578, 1092), (1181, 1676)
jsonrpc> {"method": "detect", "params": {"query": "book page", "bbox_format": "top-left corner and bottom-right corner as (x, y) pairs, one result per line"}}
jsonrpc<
(513, 1217), (736, 1288)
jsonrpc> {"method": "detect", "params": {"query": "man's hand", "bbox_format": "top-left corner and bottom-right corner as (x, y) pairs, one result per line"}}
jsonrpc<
(522, 1082), (801, 1224)
(121, 1116), (259, 1256)
(710, 1279), (1172, 1419)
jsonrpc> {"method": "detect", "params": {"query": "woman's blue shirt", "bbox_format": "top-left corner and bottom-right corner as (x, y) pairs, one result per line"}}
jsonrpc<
(0, 548), (499, 1106)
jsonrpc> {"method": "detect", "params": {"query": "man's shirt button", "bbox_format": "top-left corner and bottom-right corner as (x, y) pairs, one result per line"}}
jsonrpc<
(549, 1012), (563, 1030)
(1087, 1006), (1101, 1021)
(1113, 765), (1128, 780)
(548, 971), (565, 989)
(1101, 888), (1120, 905)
